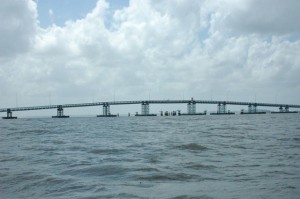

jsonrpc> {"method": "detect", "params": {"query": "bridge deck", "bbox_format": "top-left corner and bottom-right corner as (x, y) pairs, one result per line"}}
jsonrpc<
(0, 100), (300, 112)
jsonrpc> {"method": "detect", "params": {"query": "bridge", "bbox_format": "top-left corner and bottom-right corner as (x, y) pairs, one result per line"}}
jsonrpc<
(1, 98), (300, 119)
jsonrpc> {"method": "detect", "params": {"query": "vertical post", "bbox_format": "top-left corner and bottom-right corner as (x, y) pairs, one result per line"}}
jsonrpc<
(2, 109), (17, 119)
(285, 105), (289, 112)
(7, 109), (11, 118)
(217, 103), (221, 114)
(221, 102), (226, 113)
(187, 102), (191, 114)
(279, 106), (283, 112)
(141, 102), (149, 115)
(253, 104), (257, 113)
(187, 98), (196, 114)
(248, 105), (252, 113)
(57, 105), (63, 117)
(103, 104), (110, 115)
(52, 105), (69, 118)
(191, 101), (196, 114)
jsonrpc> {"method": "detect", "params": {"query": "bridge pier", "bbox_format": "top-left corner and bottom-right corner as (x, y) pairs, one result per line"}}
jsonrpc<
(211, 102), (234, 115)
(217, 102), (226, 114)
(180, 99), (206, 116)
(285, 105), (289, 112)
(248, 104), (257, 113)
(97, 104), (117, 117)
(241, 104), (266, 114)
(271, 105), (297, 114)
(142, 102), (149, 115)
(135, 102), (156, 116)
(52, 105), (69, 118)
(2, 109), (17, 119)
(103, 104), (110, 115)
(187, 101), (196, 114)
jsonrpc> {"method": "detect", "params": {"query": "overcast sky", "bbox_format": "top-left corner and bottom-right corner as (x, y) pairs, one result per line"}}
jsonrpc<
(0, 0), (300, 115)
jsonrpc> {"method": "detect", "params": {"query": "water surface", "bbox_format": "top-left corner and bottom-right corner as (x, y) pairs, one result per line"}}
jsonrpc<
(0, 114), (299, 198)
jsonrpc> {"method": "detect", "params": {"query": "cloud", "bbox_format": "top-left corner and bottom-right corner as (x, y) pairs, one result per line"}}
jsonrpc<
(0, 0), (300, 112)
(212, 0), (300, 35)
(0, 0), (37, 57)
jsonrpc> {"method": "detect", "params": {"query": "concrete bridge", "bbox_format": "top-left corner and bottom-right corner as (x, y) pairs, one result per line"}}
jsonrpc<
(1, 98), (300, 119)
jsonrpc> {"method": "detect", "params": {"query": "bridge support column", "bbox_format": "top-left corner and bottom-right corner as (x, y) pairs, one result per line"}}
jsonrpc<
(52, 105), (69, 118)
(142, 102), (149, 115)
(178, 110), (181, 116)
(187, 101), (196, 114)
(285, 106), (289, 112)
(211, 102), (234, 115)
(135, 102), (156, 116)
(248, 105), (252, 113)
(253, 105), (257, 113)
(248, 105), (257, 113)
(2, 109), (17, 119)
(97, 103), (117, 117)
(241, 104), (266, 114)
(217, 103), (221, 113)
(103, 104), (110, 115)
(217, 102), (226, 114)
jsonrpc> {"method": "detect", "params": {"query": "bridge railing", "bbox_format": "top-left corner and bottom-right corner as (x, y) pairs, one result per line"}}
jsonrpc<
(1, 99), (300, 112)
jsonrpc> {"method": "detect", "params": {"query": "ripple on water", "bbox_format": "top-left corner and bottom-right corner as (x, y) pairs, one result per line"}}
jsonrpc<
(89, 148), (124, 155)
(169, 195), (214, 199)
(293, 137), (300, 141)
(174, 143), (208, 151)
(184, 162), (216, 170)
(61, 165), (128, 177)
(137, 173), (198, 181)
(100, 193), (141, 199)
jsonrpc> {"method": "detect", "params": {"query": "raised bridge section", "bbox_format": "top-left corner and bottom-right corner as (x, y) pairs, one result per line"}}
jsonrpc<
(1, 99), (300, 113)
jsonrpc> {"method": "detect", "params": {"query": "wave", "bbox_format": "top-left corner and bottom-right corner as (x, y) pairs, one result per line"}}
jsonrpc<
(175, 143), (208, 151)
(137, 173), (197, 181)
(89, 148), (124, 154)
(61, 165), (128, 177)
(169, 195), (214, 199)
(185, 163), (216, 170)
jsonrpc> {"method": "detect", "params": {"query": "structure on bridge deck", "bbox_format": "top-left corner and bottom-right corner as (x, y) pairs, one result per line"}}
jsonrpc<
(2, 109), (17, 119)
(97, 103), (118, 117)
(52, 105), (69, 118)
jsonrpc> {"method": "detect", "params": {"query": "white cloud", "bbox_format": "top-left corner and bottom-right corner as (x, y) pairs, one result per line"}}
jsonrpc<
(211, 0), (300, 35)
(0, 0), (300, 113)
(0, 0), (37, 57)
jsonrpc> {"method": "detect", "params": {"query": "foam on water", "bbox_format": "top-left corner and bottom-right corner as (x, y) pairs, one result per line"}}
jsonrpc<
(0, 114), (300, 199)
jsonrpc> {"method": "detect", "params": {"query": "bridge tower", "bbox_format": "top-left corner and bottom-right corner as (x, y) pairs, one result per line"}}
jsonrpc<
(2, 109), (17, 119)
(285, 105), (289, 112)
(187, 100), (196, 114)
(217, 102), (226, 114)
(141, 102), (149, 115)
(135, 101), (156, 116)
(97, 103), (117, 117)
(248, 104), (257, 113)
(103, 104), (110, 115)
(211, 102), (234, 115)
(52, 105), (69, 118)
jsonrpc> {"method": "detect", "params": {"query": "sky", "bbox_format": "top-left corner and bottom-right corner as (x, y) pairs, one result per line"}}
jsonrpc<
(0, 0), (300, 116)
